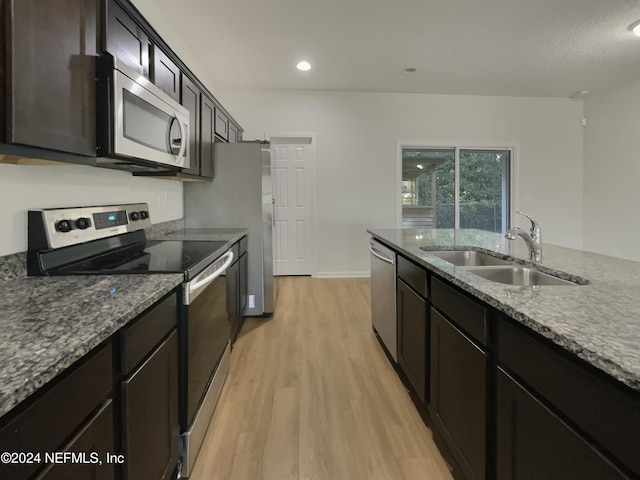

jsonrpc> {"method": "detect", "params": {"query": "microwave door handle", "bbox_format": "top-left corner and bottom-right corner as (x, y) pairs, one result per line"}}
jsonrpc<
(175, 115), (188, 165)
(168, 115), (187, 165)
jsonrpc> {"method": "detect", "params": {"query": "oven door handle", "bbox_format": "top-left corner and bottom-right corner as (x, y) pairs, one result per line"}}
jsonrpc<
(185, 251), (234, 304)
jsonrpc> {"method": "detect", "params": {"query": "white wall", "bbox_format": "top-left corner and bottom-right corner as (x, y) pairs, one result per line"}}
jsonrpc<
(0, 164), (182, 256)
(583, 80), (640, 261)
(217, 89), (584, 276)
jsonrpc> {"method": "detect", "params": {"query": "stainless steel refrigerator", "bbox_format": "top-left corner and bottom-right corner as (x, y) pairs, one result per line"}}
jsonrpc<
(183, 141), (275, 316)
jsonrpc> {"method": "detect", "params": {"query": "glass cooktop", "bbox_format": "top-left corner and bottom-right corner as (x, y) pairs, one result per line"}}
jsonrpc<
(53, 240), (229, 279)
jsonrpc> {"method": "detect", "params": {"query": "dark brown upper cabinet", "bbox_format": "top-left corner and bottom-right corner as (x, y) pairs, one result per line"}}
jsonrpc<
(1, 0), (98, 157)
(180, 75), (201, 176)
(106, 0), (150, 78)
(1, 0), (242, 172)
(214, 109), (229, 141)
(228, 123), (239, 143)
(152, 47), (180, 102)
(200, 96), (215, 178)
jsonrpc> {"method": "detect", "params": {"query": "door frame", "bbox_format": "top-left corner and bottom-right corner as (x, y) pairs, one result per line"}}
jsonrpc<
(395, 140), (519, 231)
(266, 132), (317, 277)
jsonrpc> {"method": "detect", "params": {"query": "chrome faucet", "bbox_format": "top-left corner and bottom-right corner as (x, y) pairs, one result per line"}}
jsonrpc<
(505, 211), (542, 263)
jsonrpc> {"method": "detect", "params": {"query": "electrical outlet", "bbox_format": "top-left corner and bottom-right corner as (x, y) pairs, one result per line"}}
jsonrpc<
(248, 295), (255, 309)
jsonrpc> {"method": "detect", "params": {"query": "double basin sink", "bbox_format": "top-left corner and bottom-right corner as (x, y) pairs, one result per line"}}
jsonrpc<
(420, 249), (586, 287)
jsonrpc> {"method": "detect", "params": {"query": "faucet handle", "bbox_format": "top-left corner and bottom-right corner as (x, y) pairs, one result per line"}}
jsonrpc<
(515, 211), (541, 243)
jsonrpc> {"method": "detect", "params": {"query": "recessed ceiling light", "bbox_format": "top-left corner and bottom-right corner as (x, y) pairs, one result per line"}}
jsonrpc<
(403, 67), (418, 74)
(297, 61), (311, 71)
(632, 21), (640, 36)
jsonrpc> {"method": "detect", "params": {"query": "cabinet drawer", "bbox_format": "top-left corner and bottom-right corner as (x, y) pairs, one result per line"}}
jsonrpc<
(0, 344), (112, 480)
(239, 235), (248, 256)
(229, 242), (240, 264)
(431, 277), (486, 346)
(497, 318), (640, 475)
(35, 400), (115, 480)
(397, 255), (428, 297)
(121, 293), (177, 375)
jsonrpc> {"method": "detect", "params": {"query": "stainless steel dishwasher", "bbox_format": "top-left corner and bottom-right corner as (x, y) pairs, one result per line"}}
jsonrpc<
(369, 238), (397, 361)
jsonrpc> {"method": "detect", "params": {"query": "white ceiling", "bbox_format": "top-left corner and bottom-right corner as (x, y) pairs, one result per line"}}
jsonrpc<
(149, 0), (640, 97)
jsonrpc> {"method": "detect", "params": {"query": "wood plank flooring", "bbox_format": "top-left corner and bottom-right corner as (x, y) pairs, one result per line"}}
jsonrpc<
(190, 277), (452, 480)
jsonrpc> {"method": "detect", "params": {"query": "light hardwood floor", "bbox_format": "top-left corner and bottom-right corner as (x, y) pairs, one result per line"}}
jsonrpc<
(190, 277), (452, 480)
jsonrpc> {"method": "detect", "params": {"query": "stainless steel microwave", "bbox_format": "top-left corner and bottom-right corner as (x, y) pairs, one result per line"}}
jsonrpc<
(96, 55), (189, 172)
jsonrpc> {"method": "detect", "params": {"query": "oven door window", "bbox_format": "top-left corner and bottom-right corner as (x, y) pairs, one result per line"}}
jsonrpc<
(187, 275), (230, 423)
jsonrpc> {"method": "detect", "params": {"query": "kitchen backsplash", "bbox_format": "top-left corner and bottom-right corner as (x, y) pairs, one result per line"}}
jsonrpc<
(0, 164), (184, 257)
(144, 218), (185, 237)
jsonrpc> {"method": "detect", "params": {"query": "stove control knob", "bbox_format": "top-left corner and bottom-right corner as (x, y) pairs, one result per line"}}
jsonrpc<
(130, 211), (141, 221)
(140, 211), (149, 220)
(55, 219), (72, 233)
(75, 217), (91, 230)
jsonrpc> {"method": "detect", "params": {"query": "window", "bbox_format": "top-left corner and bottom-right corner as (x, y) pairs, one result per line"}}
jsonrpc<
(400, 146), (511, 233)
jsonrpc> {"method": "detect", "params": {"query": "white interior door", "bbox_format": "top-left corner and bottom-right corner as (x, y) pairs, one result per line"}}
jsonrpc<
(271, 140), (313, 275)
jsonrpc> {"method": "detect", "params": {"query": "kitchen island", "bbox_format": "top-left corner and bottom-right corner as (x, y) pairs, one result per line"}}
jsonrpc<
(368, 228), (640, 480)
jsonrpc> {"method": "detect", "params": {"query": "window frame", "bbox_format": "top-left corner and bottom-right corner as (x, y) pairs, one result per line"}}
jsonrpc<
(395, 141), (517, 232)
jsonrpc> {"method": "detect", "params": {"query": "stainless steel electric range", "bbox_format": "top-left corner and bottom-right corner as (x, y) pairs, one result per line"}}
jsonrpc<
(27, 203), (233, 478)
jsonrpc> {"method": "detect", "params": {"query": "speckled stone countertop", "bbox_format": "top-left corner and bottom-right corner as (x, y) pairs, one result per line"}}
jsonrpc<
(368, 228), (640, 393)
(150, 227), (248, 244)
(0, 273), (183, 417)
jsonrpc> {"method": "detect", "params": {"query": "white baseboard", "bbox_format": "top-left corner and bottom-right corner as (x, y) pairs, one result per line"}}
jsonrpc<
(313, 271), (371, 279)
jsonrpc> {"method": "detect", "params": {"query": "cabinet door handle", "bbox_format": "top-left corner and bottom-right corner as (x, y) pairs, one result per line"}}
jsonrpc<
(369, 245), (394, 265)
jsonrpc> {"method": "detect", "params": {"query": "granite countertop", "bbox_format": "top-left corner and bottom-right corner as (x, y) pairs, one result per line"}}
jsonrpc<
(368, 228), (640, 393)
(0, 273), (183, 418)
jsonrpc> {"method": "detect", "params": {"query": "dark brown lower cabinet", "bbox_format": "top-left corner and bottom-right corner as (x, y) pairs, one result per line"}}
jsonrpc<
(228, 238), (248, 345)
(397, 278), (427, 402)
(430, 308), (486, 480)
(35, 401), (115, 480)
(0, 344), (113, 480)
(226, 253), (240, 344)
(239, 251), (248, 314)
(496, 368), (629, 480)
(121, 331), (179, 480)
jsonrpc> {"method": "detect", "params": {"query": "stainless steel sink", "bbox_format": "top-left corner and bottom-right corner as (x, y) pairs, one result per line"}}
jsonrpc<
(423, 250), (513, 266)
(463, 266), (580, 286)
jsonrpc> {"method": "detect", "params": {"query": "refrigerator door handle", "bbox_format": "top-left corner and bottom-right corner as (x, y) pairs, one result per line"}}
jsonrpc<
(271, 198), (275, 227)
